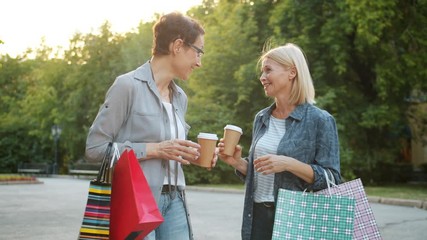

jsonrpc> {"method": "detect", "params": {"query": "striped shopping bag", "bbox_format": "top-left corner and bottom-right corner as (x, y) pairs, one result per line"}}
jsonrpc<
(78, 143), (119, 240)
(78, 182), (111, 239)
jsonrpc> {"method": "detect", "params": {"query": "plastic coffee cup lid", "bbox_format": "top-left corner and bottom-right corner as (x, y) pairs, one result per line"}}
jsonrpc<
(197, 132), (218, 140)
(224, 125), (243, 134)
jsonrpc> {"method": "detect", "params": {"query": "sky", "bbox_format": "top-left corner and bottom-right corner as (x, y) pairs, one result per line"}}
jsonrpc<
(0, 0), (203, 57)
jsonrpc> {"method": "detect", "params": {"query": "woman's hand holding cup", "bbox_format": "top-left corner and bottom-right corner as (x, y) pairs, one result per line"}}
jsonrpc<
(217, 138), (243, 168)
(157, 139), (200, 165)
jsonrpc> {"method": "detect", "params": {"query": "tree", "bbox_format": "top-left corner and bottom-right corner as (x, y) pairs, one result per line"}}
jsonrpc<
(265, 0), (427, 181)
(1, 0), (426, 184)
(0, 55), (37, 172)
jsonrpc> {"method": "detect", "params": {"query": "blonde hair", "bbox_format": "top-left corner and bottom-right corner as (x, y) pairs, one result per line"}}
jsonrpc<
(259, 43), (315, 105)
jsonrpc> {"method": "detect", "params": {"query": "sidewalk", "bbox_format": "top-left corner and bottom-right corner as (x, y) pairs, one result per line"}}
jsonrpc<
(0, 177), (426, 240)
(3, 174), (425, 210)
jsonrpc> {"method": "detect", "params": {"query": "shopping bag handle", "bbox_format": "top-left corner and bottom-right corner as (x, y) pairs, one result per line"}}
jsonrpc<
(302, 169), (338, 196)
(323, 169), (338, 196)
(97, 142), (113, 183)
(110, 142), (121, 168)
(96, 142), (120, 183)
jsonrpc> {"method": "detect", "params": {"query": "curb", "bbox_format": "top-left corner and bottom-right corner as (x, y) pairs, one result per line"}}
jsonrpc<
(186, 186), (245, 194)
(368, 196), (426, 210)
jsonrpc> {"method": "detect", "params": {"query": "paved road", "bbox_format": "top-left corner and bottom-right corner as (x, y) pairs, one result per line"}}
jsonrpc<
(0, 177), (426, 240)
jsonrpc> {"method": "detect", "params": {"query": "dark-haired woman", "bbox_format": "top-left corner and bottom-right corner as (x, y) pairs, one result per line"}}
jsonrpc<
(85, 12), (206, 240)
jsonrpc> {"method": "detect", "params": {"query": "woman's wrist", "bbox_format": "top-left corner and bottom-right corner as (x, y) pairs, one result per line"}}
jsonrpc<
(143, 143), (159, 160)
(233, 158), (247, 174)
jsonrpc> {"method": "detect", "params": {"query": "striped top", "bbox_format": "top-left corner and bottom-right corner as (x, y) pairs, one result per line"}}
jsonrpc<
(253, 116), (286, 203)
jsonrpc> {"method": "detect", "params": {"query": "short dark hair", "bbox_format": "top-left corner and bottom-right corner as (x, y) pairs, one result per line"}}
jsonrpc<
(152, 12), (205, 56)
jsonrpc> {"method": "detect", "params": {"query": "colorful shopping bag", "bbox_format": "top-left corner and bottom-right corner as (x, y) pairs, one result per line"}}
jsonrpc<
(317, 178), (382, 239)
(78, 182), (111, 239)
(78, 143), (117, 240)
(110, 149), (164, 240)
(272, 188), (356, 240)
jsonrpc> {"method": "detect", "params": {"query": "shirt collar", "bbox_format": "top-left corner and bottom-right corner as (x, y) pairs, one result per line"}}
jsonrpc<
(260, 102), (309, 122)
(134, 60), (181, 97)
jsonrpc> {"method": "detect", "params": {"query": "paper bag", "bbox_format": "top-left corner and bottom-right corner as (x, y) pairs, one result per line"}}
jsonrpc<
(272, 189), (356, 240)
(110, 149), (164, 240)
(78, 142), (115, 240)
(317, 178), (382, 239)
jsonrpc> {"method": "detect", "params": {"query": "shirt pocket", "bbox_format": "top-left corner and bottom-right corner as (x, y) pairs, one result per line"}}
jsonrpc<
(278, 139), (315, 164)
(130, 109), (162, 142)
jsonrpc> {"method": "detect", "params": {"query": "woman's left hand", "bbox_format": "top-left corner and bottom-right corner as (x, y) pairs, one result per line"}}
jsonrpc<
(254, 154), (314, 183)
(253, 154), (290, 174)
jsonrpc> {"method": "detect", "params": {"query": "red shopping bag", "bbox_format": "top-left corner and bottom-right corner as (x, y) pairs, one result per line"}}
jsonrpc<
(110, 149), (164, 240)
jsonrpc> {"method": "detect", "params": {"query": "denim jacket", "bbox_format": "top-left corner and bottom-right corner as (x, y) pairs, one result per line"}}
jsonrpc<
(238, 103), (341, 240)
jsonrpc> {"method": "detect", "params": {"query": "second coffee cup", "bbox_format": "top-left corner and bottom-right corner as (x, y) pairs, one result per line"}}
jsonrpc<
(194, 133), (218, 168)
(222, 125), (243, 156)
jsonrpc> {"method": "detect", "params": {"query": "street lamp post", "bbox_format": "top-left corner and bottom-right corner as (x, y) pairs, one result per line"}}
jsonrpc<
(51, 125), (62, 174)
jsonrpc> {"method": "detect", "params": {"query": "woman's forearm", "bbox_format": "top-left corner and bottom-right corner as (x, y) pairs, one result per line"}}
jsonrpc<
(286, 158), (315, 184)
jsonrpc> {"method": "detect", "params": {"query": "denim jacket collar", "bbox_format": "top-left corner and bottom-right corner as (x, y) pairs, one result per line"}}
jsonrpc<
(259, 102), (309, 123)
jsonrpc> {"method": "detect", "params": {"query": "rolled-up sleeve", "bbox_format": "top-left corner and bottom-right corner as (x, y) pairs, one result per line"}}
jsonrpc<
(310, 114), (341, 191)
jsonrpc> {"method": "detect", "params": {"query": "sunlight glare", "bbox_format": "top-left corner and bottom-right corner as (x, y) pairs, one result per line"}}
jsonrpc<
(0, 0), (203, 57)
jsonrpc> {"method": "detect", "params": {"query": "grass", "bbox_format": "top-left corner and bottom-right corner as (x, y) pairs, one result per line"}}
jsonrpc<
(364, 184), (427, 201)
(193, 183), (427, 202)
(0, 174), (38, 182)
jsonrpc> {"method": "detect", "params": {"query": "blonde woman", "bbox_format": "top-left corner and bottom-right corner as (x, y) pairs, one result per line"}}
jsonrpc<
(218, 43), (341, 240)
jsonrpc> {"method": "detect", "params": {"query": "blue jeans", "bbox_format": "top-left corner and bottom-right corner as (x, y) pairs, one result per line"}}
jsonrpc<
(145, 192), (190, 240)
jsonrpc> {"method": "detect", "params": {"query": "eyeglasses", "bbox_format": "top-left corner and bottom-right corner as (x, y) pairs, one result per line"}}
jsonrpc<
(184, 42), (204, 57)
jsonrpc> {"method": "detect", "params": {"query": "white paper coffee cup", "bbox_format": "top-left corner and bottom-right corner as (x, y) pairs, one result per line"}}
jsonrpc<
(195, 133), (218, 168)
(223, 125), (243, 156)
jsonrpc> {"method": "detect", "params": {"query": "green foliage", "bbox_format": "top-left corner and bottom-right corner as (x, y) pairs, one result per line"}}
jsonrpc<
(120, 21), (154, 70)
(260, 0), (427, 181)
(1, 0), (426, 184)
(188, 0), (267, 157)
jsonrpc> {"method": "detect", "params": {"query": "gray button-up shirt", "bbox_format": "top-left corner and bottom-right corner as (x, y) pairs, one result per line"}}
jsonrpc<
(85, 60), (190, 204)
(238, 103), (341, 240)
